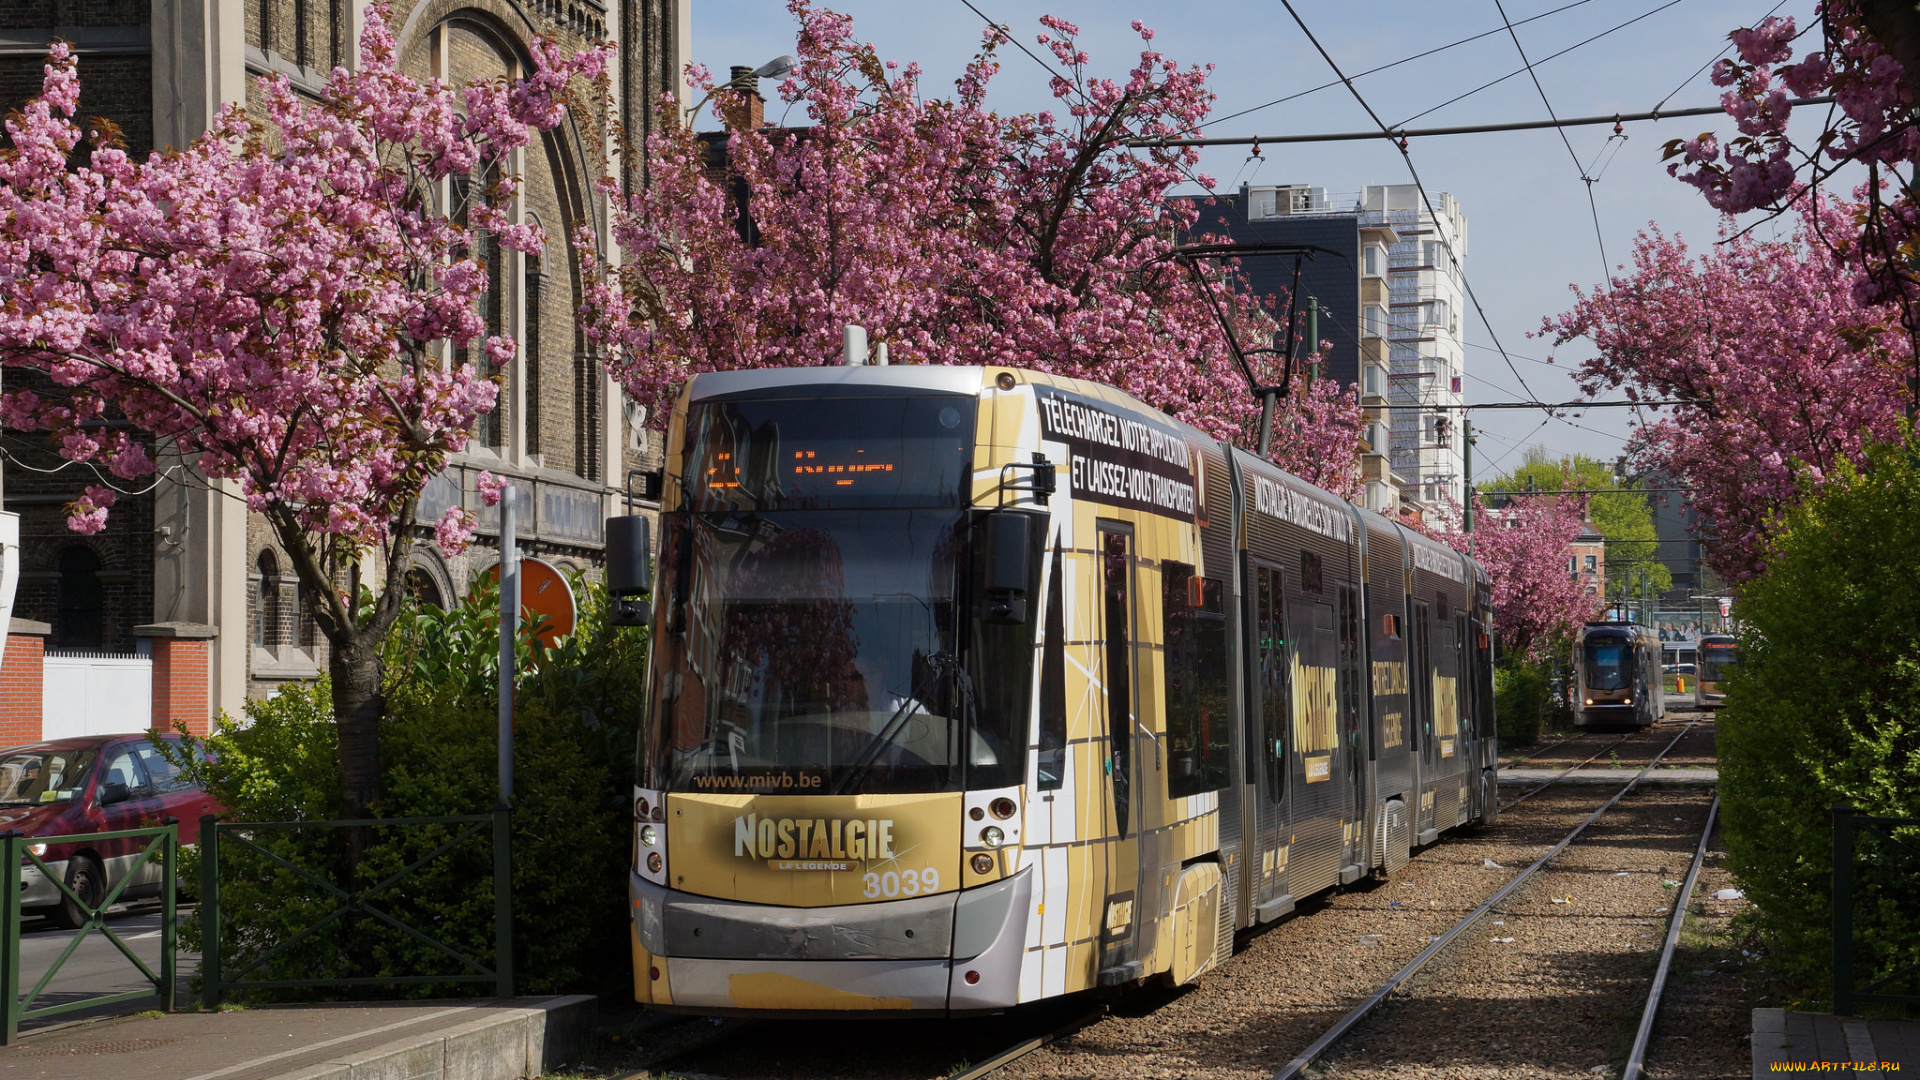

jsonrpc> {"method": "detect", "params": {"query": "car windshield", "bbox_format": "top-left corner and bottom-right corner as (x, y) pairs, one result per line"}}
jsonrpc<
(1585, 643), (1631, 691)
(0, 748), (97, 805)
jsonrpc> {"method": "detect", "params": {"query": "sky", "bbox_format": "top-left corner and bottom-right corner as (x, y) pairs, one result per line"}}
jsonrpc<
(688, 0), (1827, 480)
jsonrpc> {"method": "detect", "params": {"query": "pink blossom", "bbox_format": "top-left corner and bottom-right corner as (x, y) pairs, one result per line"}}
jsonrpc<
(433, 506), (478, 557)
(476, 470), (507, 507)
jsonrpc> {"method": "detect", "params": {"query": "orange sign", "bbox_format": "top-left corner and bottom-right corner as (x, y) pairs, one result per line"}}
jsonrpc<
(480, 557), (576, 647)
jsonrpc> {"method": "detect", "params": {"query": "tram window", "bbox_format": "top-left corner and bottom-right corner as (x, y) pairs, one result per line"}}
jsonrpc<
(1037, 547), (1067, 791)
(1163, 562), (1230, 798)
(1257, 566), (1288, 803)
(1300, 550), (1323, 594)
(1100, 527), (1133, 836)
(969, 513), (1043, 789)
(1585, 642), (1630, 691)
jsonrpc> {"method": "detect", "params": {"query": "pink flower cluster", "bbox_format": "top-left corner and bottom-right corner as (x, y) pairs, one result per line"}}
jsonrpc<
(581, 1), (1361, 487)
(1442, 491), (1601, 660)
(1542, 199), (1909, 583)
(0, 5), (605, 558)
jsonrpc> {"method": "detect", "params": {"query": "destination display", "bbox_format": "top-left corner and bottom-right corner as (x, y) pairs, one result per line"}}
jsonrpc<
(1035, 387), (1199, 519)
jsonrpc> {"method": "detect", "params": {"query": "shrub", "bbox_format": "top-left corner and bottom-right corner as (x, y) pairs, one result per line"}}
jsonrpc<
(170, 574), (646, 1000)
(1496, 657), (1549, 746)
(1720, 440), (1920, 1002)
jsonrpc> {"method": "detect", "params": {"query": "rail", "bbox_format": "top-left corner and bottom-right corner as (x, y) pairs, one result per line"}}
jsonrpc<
(1832, 806), (1920, 1014)
(0, 822), (177, 1043)
(1622, 795), (1719, 1080)
(1269, 716), (1703, 1080)
(198, 809), (511, 1005)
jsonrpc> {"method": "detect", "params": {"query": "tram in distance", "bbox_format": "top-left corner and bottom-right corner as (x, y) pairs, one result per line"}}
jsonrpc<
(1573, 621), (1666, 728)
(1694, 634), (1739, 709)
(619, 364), (1497, 1017)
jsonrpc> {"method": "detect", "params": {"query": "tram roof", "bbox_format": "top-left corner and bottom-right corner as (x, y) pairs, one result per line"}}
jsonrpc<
(686, 365), (992, 401)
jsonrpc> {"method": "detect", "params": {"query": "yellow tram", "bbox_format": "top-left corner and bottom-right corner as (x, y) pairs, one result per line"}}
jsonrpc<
(621, 364), (1496, 1015)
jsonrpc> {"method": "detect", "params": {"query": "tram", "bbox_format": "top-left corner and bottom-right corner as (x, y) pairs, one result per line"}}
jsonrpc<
(1694, 634), (1739, 709)
(619, 364), (1496, 1017)
(1573, 621), (1665, 728)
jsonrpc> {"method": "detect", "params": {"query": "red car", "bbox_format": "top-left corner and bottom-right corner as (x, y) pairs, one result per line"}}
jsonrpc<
(0, 734), (220, 928)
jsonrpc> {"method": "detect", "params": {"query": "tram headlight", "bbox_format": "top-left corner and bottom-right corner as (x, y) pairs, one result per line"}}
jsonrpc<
(640, 824), (657, 847)
(971, 853), (995, 874)
(989, 798), (1016, 820)
(646, 852), (663, 874)
(1584, 698), (1593, 705)
(1624, 698), (1632, 705)
(980, 825), (1005, 848)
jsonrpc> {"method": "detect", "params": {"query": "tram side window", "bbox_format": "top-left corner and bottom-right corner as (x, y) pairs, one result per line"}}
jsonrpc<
(1037, 548), (1067, 791)
(1163, 562), (1230, 798)
(1257, 566), (1289, 802)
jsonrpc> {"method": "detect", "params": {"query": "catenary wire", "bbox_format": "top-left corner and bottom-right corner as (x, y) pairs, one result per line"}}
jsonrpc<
(1651, 0), (1791, 114)
(1277, 0), (1544, 414)
(1491, 0), (1614, 284)
(1204, 0), (1598, 130)
(1395, 0), (1690, 129)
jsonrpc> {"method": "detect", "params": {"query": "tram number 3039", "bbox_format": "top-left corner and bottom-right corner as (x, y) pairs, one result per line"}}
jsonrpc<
(864, 868), (941, 898)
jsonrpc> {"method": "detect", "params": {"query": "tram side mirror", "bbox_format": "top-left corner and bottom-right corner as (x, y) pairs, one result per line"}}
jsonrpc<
(984, 513), (1032, 625)
(605, 515), (653, 627)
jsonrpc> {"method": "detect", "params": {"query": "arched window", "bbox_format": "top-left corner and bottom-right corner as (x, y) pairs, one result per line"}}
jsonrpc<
(256, 550), (283, 650)
(404, 567), (445, 610)
(53, 546), (104, 649)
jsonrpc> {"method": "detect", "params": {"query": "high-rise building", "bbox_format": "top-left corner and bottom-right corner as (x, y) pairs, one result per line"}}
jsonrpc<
(1360, 184), (1469, 516)
(1176, 183), (1427, 516)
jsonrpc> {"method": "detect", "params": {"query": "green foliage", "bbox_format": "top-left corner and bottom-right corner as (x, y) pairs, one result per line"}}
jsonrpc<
(166, 573), (646, 1000)
(1719, 439), (1920, 1001)
(1483, 450), (1673, 599)
(1495, 658), (1548, 746)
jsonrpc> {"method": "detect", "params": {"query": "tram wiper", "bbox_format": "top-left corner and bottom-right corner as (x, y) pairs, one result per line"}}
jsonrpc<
(834, 651), (960, 796)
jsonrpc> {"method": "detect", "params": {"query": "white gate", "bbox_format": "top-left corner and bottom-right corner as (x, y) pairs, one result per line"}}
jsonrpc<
(42, 651), (152, 740)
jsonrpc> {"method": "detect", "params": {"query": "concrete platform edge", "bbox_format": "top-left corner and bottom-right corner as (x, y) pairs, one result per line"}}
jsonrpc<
(263, 996), (596, 1080)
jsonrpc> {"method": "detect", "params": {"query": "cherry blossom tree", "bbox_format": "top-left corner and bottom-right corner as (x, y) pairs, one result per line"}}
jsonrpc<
(1541, 200), (1910, 583)
(582, 1), (1360, 487)
(1664, 5), (1920, 372)
(1443, 491), (1599, 661)
(0, 6), (605, 812)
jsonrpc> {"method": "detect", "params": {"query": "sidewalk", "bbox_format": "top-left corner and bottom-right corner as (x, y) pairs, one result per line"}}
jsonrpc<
(1753, 1008), (1920, 1075)
(0, 996), (592, 1080)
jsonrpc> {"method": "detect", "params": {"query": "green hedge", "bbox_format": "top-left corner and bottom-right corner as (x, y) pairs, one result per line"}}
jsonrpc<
(169, 574), (645, 999)
(1720, 441), (1920, 1002)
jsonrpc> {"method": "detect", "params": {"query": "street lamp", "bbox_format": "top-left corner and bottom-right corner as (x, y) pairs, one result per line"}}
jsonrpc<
(685, 54), (798, 124)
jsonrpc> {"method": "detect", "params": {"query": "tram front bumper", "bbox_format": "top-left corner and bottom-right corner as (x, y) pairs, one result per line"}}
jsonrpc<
(629, 868), (1031, 1015)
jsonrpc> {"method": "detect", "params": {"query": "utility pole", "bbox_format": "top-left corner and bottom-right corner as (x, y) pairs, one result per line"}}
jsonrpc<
(1462, 416), (1474, 534)
(1305, 296), (1319, 385)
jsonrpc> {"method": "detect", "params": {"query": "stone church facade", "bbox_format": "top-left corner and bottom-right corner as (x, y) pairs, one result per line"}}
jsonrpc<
(0, 0), (683, 723)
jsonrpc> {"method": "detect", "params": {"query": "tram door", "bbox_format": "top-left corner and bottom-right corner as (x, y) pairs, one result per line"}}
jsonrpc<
(1250, 562), (1290, 912)
(1338, 585), (1365, 873)
(1095, 524), (1147, 979)
(1410, 601), (1435, 833)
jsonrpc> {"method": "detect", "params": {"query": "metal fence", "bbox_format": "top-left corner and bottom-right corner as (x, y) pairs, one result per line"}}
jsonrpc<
(198, 809), (512, 1006)
(0, 823), (177, 1043)
(1832, 805), (1920, 1014)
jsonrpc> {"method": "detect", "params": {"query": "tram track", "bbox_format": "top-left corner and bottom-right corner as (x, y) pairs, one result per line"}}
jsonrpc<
(1265, 717), (1704, 1079)
(610, 719), (1719, 1080)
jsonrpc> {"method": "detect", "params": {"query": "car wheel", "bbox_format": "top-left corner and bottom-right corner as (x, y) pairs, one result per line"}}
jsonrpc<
(49, 856), (104, 930)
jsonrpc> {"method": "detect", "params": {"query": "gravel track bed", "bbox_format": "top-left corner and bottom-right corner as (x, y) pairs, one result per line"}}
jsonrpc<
(1636, 841), (1756, 1079)
(615, 721), (1722, 1080)
(1310, 788), (1720, 1080)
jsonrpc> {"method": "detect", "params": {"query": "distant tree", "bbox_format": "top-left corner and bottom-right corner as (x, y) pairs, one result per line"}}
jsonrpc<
(1482, 452), (1672, 600)
(582, 1), (1363, 492)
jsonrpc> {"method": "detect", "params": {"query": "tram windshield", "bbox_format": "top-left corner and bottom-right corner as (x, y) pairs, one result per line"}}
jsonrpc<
(1699, 638), (1740, 682)
(645, 394), (1036, 795)
(1584, 640), (1631, 691)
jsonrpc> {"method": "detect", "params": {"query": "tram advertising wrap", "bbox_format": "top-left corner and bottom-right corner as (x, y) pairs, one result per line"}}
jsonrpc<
(625, 366), (1496, 1016)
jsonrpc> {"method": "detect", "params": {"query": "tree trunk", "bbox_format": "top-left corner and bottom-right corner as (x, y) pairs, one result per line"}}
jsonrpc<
(329, 626), (387, 818)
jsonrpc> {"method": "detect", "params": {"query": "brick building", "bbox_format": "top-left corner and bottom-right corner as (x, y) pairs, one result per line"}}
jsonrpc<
(1, 0), (685, 733)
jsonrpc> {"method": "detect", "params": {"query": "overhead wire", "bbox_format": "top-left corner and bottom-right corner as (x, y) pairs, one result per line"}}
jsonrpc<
(1650, 0), (1791, 114)
(1492, 0), (1614, 285)
(1395, 0), (1689, 129)
(1277, 0), (1543, 415)
(1204, 0), (1598, 130)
